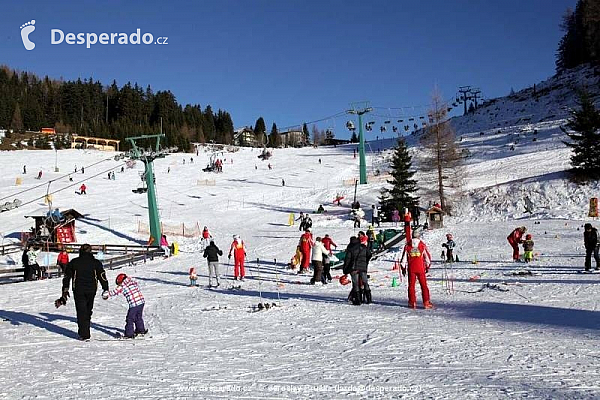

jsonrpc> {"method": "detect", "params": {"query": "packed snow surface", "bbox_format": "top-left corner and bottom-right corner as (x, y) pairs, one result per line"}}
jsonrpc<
(1, 70), (600, 398)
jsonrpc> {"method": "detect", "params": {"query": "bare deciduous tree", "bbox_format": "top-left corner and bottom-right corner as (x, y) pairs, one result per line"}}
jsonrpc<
(419, 89), (465, 215)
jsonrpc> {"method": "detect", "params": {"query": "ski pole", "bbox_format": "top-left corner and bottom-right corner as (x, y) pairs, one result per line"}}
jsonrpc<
(257, 257), (263, 306)
(275, 258), (281, 306)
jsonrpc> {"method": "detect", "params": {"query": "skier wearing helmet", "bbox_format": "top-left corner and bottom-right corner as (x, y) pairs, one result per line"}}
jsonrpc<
(104, 273), (147, 338)
(57, 244), (109, 340)
(522, 234), (534, 263)
(507, 226), (527, 261)
(442, 233), (456, 263)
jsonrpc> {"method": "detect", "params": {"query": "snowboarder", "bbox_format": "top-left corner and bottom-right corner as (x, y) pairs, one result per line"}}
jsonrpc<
(400, 231), (433, 309)
(160, 234), (170, 257)
(57, 244), (109, 340)
(310, 237), (330, 285)
(507, 226), (527, 261)
(228, 235), (246, 280)
(522, 234), (534, 262)
(56, 249), (69, 277)
(343, 235), (372, 305)
(104, 273), (147, 339)
(321, 234), (337, 283)
(584, 223), (600, 272)
(203, 240), (223, 287)
(298, 229), (314, 274)
(442, 233), (456, 263)
(78, 183), (87, 195)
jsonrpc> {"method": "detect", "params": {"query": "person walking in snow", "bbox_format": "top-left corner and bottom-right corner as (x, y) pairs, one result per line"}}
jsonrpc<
(57, 244), (109, 340)
(321, 234), (337, 283)
(203, 240), (223, 287)
(310, 237), (331, 285)
(442, 233), (456, 263)
(507, 226), (527, 261)
(400, 231), (433, 309)
(522, 234), (534, 262)
(371, 205), (380, 227)
(298, 229), (314, 274)
(228, 235), (247, 280)
(584, 223), (600, 272)
(104, 273), (147, 338)
(56, 249), (69, 277)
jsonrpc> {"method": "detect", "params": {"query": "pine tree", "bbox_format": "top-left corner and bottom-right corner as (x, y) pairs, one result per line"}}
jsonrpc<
(269, 122), (279, 147)
(562, 89), (600, 179)
(380, 138), (419, 217)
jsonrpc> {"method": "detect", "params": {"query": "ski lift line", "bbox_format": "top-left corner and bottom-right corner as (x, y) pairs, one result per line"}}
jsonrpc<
(278, 111), (348, 132)
(372, 98), (456, 111)
(0, 155), (117, 203)
(12, 162), (129, 212)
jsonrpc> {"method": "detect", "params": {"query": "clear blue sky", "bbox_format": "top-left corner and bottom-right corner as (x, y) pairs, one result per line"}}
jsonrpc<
(1, 0), (576, 138)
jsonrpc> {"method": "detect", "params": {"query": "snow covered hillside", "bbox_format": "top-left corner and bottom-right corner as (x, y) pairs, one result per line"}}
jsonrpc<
(1, 67), (600, 399)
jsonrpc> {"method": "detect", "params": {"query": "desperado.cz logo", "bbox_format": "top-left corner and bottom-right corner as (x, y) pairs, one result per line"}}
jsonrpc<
(51, 28), (168, 48)
(20, 20), (168, 50)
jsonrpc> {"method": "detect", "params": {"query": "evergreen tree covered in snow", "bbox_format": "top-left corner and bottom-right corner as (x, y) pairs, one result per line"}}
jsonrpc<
(562, 90), (600, 179)
(380, 138), (419, 217)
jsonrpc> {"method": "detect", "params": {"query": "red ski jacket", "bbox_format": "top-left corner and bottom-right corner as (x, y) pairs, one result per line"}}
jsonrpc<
(300, 232), (314, 252)
(57, 252), (69, 265)
(402, 239), (431, 274)
(229, 239), (246, 260)
(507, 228), (525, 245)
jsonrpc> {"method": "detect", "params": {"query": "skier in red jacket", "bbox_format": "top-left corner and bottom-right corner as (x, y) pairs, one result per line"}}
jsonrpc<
(401, 230), (433, 309)
(507, 226), (527, 261)
(228, 235), (246, 280)
(298, 229), (314, 273)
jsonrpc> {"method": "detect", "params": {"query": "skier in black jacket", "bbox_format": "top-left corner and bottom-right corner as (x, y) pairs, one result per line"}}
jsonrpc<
(203, 240), (223, 287)
(584, 223), (600, 272)
(57, 244), (109, 340)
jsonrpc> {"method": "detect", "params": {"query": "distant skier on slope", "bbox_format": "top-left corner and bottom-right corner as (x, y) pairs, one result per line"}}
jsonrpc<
(507, 226), (527, 261)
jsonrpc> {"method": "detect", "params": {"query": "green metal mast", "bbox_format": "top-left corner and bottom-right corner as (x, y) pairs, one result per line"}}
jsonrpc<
(348, 102), (372, 184)
(123, 134), (174, 246)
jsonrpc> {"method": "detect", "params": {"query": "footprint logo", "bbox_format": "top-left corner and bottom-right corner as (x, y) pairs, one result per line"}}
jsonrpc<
(20, 20), (36, 50)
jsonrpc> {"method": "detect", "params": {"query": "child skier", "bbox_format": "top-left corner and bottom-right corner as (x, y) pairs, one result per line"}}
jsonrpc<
(442, 233), (456, 263)
(522, 234), (534, 262)
(189, 267), (198, 286)
(104, 273), (147, 338)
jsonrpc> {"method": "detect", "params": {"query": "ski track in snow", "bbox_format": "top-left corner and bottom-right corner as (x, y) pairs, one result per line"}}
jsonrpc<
(2, 81), (600, 399)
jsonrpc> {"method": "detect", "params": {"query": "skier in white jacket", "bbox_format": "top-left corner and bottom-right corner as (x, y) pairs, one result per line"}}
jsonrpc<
(310, 237), (331, 285)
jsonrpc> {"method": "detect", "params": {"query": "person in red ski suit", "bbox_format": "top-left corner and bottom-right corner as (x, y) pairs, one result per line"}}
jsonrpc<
(298, 229), (314, 273)
(228, 235), (246, 280)
(401, 230), (433, 309)
(507, 226), (527, 261)
(56, 249), (69, 277)
(202, 226), (211, 240)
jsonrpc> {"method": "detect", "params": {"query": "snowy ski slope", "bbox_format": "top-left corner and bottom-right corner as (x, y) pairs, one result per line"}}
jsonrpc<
(0, 68), (599, 399)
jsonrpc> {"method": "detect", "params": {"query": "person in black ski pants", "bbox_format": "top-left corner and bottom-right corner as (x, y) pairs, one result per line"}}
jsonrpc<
(584, 223), (600, 271)
(58, 244), (109, 340)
